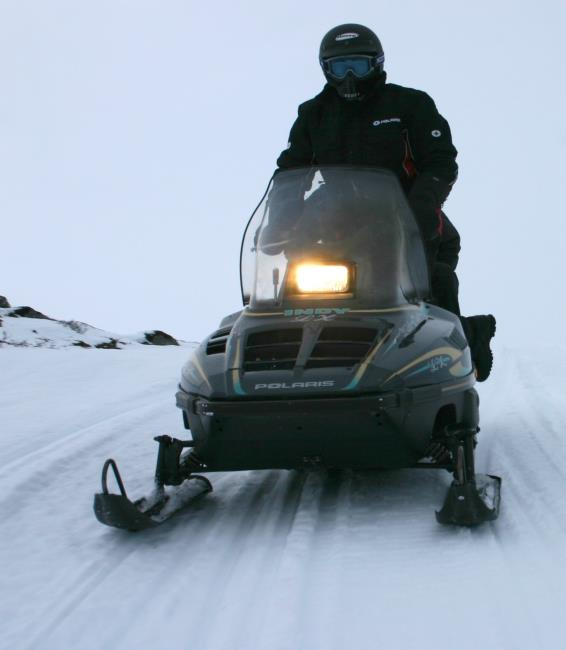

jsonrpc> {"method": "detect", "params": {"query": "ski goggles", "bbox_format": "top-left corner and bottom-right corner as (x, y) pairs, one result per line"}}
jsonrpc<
(322, 54), (384, 79)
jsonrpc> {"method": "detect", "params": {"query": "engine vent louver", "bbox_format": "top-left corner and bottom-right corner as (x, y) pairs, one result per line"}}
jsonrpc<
(306, 327), (378, 369)
(206, 326), (232, 355)
(244, 329), (302, 372)
(242, 326), (379, 372)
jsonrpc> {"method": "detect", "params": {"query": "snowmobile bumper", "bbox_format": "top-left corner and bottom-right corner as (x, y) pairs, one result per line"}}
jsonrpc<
(176, 385), (476, 472)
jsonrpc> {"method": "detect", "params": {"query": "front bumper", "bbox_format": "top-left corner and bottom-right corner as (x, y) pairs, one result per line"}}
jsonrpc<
(175, 380), (475, 472)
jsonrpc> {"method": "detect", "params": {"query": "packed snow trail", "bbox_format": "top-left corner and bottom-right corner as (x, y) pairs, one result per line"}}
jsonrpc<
(1, 344), (565, 650)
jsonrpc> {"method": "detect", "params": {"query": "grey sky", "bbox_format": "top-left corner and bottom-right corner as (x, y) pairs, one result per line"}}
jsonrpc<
(2, 0), (564, 343)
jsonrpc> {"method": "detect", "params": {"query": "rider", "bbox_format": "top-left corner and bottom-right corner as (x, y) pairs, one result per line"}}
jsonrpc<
(276, 23), (495, 381)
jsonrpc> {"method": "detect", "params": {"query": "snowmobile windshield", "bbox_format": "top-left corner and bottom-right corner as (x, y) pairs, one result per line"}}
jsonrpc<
(240, 166), (429, 310)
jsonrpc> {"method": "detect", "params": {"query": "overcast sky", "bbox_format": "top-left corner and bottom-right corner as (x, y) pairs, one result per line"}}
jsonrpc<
(2, 0), (564, 343)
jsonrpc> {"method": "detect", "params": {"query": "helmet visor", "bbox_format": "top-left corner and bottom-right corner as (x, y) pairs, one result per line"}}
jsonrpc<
(324, 55), (382, 79)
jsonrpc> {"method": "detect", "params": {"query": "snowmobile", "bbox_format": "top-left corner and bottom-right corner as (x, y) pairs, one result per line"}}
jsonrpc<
(94, 165), (501, 530)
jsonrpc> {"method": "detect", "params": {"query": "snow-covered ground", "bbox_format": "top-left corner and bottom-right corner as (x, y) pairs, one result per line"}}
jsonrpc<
(1, 342), (565, 650)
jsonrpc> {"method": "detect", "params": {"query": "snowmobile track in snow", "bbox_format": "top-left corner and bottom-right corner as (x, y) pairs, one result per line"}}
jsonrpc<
(2, 347), (566, 650)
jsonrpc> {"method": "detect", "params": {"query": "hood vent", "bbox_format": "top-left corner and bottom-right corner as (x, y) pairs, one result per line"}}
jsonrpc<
(244, 328), (302, 372)
(206, 326), (232, 355)
(306, 327), (378, 369)
(242, 326), (379, 372)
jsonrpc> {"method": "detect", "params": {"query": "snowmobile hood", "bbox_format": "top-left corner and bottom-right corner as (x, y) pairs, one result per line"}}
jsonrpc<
(180, 304), (473, 400)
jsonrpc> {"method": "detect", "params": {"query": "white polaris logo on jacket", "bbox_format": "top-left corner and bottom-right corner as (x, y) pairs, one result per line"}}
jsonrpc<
(335, 32), (359, 41)
(254, 381), (336, 390)
(431, 130), (442, 137)
(373, 118), (401, 127)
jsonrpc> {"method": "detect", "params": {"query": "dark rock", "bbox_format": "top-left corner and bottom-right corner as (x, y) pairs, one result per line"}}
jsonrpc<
(143, 330), (179, 346)
(95, 338), (120, 349)
(73, 340), (92, 348)
(64, 320), (89, 334)
(0, 296), (10, 308)
(9, 306), (51, 320)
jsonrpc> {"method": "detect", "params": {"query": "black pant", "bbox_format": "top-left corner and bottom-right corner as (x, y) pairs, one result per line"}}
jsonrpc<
(431, 262), (460, 315)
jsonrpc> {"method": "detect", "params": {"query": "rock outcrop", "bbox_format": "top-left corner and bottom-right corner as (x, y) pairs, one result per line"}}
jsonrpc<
(143, 330), (179, 346)
(8, 306), (51, 320)
(1, 299), (183, 349)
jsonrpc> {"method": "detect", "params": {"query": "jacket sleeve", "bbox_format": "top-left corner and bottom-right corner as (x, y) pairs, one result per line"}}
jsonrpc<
(276, 103), (315, 169)
(404, 91), (458, 242)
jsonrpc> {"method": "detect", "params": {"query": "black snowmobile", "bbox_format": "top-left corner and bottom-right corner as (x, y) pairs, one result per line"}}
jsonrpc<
(94, 166), (501, 530)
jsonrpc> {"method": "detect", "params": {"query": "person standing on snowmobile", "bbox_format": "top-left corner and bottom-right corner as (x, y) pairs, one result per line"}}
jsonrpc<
(275, 23), (495, 380)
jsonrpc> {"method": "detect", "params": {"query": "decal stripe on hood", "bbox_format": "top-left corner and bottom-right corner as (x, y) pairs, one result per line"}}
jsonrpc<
(231, 338), (246, 395)
(342, 330), (391, 391)
(381, 346), (463, 386)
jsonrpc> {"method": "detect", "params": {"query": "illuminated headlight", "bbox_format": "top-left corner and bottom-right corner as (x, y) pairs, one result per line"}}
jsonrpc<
(295, 263), (351, 294)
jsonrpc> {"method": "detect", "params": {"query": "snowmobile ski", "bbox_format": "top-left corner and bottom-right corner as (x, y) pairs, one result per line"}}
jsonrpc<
(435, 423), (501, 526)
(436, 474), (501, 526)
(93, 458), (212, 531)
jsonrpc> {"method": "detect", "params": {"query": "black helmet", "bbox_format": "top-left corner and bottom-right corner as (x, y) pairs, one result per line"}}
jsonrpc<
(319, 24), (385, 100)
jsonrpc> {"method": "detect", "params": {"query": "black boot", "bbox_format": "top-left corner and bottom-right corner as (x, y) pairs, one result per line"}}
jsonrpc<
(460, 315), (496, 382)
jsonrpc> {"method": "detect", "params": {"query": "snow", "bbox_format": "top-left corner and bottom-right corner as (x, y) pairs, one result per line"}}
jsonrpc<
(1, 342), (566, 650)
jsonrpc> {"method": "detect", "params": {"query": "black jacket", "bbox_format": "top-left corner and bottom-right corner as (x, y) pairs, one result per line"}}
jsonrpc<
(277, 75), (458, 243)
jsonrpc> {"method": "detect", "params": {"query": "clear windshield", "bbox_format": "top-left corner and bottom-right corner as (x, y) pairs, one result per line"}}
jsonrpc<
(240, 166), (429, 309)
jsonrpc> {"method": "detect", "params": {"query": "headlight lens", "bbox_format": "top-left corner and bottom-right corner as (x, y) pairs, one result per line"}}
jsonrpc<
(295, 263), (351, 294)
